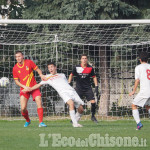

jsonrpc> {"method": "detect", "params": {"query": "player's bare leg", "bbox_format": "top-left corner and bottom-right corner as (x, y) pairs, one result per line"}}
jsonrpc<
(90, 100), (98, 123)
(67, 100), (82, 127)
(76, 105), (84, 122)
(145, 105), (150, 118)
(132, 104), (143, 130)
(20, 96), (31, 127)
(35, 96), (47, 127)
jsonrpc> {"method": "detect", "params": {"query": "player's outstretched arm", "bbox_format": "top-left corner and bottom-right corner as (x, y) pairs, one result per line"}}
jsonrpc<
(22, 84), (42, 93)
(15, 80), (31, 92)
(68, 74), (73, 84)
(129, 79), (140, 96)
(31, 84), (42, 91)
(36, 68), (47, 81)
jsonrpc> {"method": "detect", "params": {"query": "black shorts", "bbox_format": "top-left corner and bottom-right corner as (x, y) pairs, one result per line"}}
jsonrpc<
(75, 87), (95, 101)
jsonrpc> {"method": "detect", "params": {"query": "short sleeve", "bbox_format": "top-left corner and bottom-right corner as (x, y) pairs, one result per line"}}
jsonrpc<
(71, 67), (77, 76)
(13, 68), (18, 80)
(90, 67), (96, 78)
(62, 73), (67, 80)
(135, 66), (140, 80)
(40, 80), (49, 85)
(40, 74), (51, 85)
(30, 60), (38, 70)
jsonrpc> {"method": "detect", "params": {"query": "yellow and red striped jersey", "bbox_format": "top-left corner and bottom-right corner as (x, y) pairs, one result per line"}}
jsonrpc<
(13, 59), (38, 90)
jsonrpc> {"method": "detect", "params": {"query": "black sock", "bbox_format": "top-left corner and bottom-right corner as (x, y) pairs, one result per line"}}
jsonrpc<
(91, 103), (96, 117)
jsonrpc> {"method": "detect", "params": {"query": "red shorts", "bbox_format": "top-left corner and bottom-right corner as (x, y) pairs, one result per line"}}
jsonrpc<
(20, 88), (41, 101)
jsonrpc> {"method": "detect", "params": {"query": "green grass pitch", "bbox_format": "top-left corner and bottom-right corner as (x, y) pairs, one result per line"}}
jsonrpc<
(0, 119), (149, 150)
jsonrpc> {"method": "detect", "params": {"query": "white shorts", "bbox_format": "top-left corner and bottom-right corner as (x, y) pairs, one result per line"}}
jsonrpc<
(132, 93), (150, 107)
(59, 90), (84, 108)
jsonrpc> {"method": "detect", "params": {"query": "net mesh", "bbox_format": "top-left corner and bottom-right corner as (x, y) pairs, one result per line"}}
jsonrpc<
(0, 22), (150, 120)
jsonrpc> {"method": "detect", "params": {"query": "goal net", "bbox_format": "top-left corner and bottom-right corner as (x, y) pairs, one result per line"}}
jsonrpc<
(0, 20), (150, 120)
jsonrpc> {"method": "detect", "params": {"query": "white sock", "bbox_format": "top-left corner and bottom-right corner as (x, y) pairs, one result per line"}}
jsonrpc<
(69, 110), (78, 125)
(148, 109), (150, 115)
(76, 112), (82, 122)
(132, 109), (140, 124)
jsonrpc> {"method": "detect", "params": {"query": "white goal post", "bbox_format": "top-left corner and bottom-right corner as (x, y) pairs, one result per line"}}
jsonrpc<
(0, 19), (150, 120)
(1, 19), (150, 24)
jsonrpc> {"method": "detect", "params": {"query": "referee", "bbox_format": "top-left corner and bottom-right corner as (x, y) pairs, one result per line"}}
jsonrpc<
(68, 54), (99, 123)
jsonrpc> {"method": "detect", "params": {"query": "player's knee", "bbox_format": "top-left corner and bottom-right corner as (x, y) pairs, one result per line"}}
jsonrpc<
(35, 97), (42, 108)
(81, 107), (84, 114)
(67, 100), (74, 109)
(36, 102), (42, 108)
(78, 105), (84, 114)
(79, 109), (84, 114)
(132, 104), (137, 110)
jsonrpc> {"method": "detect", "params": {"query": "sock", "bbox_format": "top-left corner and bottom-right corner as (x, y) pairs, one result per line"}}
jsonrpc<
(132, 109), (140, 124)
(75, 112), (82, 122)
(69, 110), (78, 125)
(21, 110), (30, 122)
(37, 108), (43, 123)
(148, 109), (150, 115)
(91, 103), (96, 117)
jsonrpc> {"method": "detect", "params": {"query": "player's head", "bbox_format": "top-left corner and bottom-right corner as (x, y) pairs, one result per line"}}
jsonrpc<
(80, 54), (88, 65)
(47, 62), (57, 75)
(139, 51), (148, 63)
(15, 51), (24, 64)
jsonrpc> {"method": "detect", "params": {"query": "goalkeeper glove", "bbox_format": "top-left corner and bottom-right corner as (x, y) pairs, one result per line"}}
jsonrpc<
(95, 86), (99, 96)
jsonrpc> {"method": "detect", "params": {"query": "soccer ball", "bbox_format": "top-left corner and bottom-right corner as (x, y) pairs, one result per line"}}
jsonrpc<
(0, 77), (9, 87)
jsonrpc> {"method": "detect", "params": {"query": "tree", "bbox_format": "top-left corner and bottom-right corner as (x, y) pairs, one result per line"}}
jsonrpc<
(21, 0), (150, 116)
(22, 0), (141, 20)
(2, 0), (150, 116)
(0, 0), (24, 19)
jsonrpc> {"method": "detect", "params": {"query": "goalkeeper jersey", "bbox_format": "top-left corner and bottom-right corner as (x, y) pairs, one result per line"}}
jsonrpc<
(71, 64), (96, 90)
(13, 59), (38, 90)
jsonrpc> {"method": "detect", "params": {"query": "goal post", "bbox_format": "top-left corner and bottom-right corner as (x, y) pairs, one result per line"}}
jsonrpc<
(1, 19), (150, 24)
(0, 19), (150, 120)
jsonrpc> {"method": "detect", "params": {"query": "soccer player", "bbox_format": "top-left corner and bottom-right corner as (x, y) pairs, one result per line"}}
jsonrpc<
(68, 54), (99, 123)
(13, 51), (47, 127)
(23, 62), (84, 127)
(129, 51), (150, 130)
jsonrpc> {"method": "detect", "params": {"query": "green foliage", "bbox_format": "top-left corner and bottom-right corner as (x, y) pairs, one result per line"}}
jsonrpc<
(0, 0), (24, 19)
(143, 9), (150, 19)
(22, 0), (141, 20)
(9, 1), (24, 19)
(0, 0), (7, 6)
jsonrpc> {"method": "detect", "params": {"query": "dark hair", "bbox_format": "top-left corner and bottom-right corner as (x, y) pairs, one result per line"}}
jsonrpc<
(15, 51), (24, 55)
(80, 54), (88, 59)
(47, 62), (56, 67)
(139, 51), (148, 62)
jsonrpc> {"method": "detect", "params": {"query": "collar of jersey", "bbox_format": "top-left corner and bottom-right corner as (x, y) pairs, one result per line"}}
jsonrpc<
(81, 64), (87, 69)
(46, 74), (58, 80)
(17, 60), (25, 68)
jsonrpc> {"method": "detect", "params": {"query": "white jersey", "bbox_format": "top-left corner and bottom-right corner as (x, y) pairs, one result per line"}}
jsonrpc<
(135, 63), (150, 98)
(40, 73), (74, 94)
(40, 73), (84, 107)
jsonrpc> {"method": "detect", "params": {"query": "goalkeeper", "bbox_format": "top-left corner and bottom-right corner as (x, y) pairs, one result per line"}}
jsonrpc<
(68, 54), (99, 123)
(23, 62), (84, 127)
